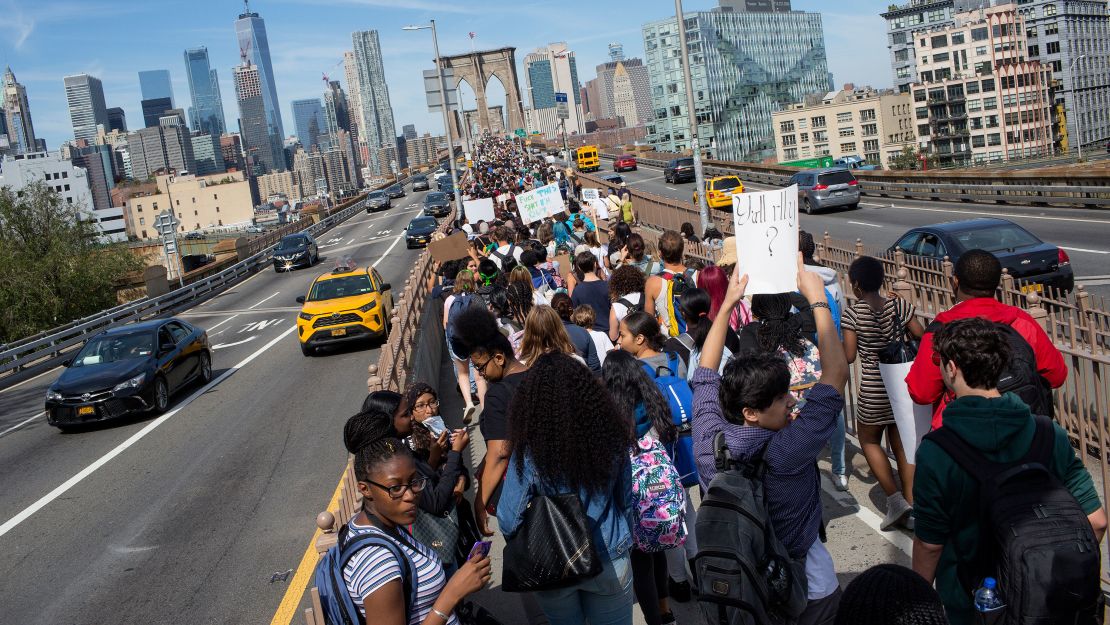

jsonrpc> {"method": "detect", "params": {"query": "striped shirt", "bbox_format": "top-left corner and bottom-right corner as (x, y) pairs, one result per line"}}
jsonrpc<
(343, 518), (459, 625)
(841, 298), (915, 426)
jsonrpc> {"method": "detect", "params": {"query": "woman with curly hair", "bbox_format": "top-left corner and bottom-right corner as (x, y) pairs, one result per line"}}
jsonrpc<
(498, 352), (636, 625)
(736, 293), (821, 411)
(608, 265), (647, 342)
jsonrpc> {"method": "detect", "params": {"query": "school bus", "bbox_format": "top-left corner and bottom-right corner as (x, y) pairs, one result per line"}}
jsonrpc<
(575, 145), (600, 173)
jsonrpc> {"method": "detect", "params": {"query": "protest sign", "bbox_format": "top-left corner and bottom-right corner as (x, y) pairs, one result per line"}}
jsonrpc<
(581, 188), (600, 202)
(732, 186), (799, 295)
(463, 197), (496, 223)
(515, 183), (564, 224)
(428, 232), (471, 263)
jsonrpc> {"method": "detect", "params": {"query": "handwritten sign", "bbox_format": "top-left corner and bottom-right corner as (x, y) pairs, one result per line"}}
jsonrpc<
(516, 183), (564, 224)
(732, 186), (799, 295)
(463, 197), (495, 223)
(581, 188), (600, 202)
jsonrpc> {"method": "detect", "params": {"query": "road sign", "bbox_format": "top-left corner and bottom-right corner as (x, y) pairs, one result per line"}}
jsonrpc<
(554, 92), (569, 120)
(423, 69), (458, 113)
(164, 240), (177, 255)
(554, 92), (568, 103)
(514, 128), (526, 138)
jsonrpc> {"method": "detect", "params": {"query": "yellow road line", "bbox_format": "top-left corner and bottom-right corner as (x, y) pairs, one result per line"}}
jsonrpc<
(269, 471), (346, 625)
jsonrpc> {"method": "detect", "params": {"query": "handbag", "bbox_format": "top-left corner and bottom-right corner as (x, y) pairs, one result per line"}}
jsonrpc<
(875, 300), (919, 365)
(454, 496), (484, 569)
(410, 507), (459, 567)
(500, 491), (607, 592)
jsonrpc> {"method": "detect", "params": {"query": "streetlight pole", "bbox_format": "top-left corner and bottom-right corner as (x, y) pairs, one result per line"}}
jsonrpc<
(1070, 54), (1087, 161)
(404, 20), (464, 220)
(675, 0), (709, 235)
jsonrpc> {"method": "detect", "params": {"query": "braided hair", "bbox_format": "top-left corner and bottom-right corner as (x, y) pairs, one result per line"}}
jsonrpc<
(506, 281), (534, 325)
(750, 293), (807, 357)
(343, 410), (412, 485)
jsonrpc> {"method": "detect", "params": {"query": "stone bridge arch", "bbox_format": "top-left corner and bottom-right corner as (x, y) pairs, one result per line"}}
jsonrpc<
(439, 47), (525, 137)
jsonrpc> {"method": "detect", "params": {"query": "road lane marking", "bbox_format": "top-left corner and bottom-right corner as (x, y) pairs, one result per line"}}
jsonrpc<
(0, 325), (299, 540)
(203, 313), (240, 331)
(667, 186), (678, 191)
(627, 175), (664, 184)
(347, 238), (354, 245)
(212, 336), (257, 350)
(1061, 246), (1110, 255)
(0, 411), (45, 440)
(847, 221), (883, 228)
(248, 292), (281, 310)
(373, 236), (404, 267)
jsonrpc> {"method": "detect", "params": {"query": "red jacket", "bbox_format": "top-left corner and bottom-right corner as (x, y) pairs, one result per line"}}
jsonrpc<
(906, 297), (1067, 429)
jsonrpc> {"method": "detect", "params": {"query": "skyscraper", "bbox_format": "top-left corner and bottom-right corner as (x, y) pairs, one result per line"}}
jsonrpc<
(64, 74), (108, 142)
(351, 30), (397, 176)
(881, 0), (991, 94)
(323, 81), (351, 136)
(235, 1), (285, 154)
(138, 69), (175, 105)
(106, 107), (127, 132)
(233, 62), (280, 173)
(184, 47), (227, 135)
(2, 66), (37, 154)
(342, 51), (365, 145)
(594, 57), (652, 127)
(402, 124), (417, 141)
(292, 98), (326, 150)
(141, 97), (174, 128)
(524, 43), (585, 136)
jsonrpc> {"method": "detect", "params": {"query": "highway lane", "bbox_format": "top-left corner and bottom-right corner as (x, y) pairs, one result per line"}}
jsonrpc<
(0, 187), (435, 624)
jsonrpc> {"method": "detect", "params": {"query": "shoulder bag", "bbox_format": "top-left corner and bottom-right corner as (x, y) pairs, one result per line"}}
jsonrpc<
(875, 299), (918, 365)
(501, 487), (609, 592)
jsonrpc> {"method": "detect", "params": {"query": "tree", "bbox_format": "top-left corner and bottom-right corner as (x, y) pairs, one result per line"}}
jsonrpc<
(0, 183), (144, 343)
(890, 146), (939, 171)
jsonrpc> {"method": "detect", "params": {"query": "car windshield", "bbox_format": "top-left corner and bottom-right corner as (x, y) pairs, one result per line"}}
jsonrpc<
(73, 332), (155, 367)
(307, 274), (374, 301)
(951, 224), (1041, 253)
(426, 192), (446, 201)
(369, 191), (385, 198)
(410, 218), (437, 230)
(675, 158), (694, 167)
(276, 236), (307, 251)
(713, 178), (741, 191)
(818, 170), (855, 185)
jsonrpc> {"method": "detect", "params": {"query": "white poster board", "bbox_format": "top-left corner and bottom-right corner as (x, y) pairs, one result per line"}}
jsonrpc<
(516, 183), (564, 224)
(879, 361), (934, 464)
(581, 188), (600, 202)
(463, 197), (496, 223)
(732, 186), (799, 295)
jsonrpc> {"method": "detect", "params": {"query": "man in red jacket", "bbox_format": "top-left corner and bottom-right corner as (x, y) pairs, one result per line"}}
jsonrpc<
(907, 249), (1067, 429)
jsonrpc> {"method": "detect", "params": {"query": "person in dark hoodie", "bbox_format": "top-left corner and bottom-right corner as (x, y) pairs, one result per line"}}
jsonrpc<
(911, 317), (1106, 625)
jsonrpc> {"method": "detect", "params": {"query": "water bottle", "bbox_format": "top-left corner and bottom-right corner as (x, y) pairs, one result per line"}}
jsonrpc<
(973, 577), (1005, 612)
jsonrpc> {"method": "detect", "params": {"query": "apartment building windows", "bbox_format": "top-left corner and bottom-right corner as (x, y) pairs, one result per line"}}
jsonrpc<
(811, 116), (826, 128)
(840, 142), (857, 152)
(836, 112), (853, 124)
(839, 128), (855, 138)
(780, 120), (795, 133)
(782, 134), (797, 146)
(862, 124), (878, 136)
(860, 109), (876, 122)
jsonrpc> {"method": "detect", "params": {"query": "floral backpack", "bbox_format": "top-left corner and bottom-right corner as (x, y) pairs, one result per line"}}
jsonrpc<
(630, 434), (687, 552)
(779, 340), (821, 415)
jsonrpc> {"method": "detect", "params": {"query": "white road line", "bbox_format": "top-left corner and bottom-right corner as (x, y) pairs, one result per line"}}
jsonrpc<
(0, 325), (298, 540)
(628, 175), (664, 184)
(347, 238), (354, 245)
(203, 313), (239, 331)
(212, 336), (257, 350)
(859, 202), (887, 208)
(0, 366), (62, 395)
(1061, 246), (1110, 255)
(667, 186), (678, 191)
(372, 236), (404, 268)
(0, 411), (45, 440)
(869, 202), (1110, 226)
(822, 476), (913, 556)
(247, 292), (280, 310)
(847, 221), (884, 228)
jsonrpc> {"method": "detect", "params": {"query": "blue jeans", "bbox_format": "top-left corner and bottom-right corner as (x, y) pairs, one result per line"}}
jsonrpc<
(827, 409), (846, 476)
(534, 554), (634, 625)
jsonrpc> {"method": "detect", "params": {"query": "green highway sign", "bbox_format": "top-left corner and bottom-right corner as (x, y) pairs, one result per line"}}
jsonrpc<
(514, 128), (526, 138)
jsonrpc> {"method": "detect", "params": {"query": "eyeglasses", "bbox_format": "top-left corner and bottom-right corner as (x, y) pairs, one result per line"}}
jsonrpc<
(472, 356), (497, 376)
(363, 476), (429, 500)
(413, 399), (440, 412)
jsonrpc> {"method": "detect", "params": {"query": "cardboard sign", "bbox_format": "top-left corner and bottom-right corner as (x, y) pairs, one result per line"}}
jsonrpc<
(554, 253), (572, 281)
(496, 193), (511, 205)
(428, 231), (471, 263)
(732, 186), (799, 295)
(463, 197), (496, 223)
(516, 182), (564, 225)
(581, 188), (600, 202)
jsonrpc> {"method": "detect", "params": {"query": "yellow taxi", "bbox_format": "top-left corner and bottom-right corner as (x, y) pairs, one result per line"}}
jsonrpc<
(295, 260), (393, 356)
(693, 175), (744, 209)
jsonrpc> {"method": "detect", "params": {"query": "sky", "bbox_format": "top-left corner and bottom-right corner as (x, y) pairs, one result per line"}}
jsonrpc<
(0, 0), (894, 150)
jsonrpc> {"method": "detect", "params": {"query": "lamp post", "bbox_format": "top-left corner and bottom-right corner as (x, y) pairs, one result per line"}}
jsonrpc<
(675, 0), (709, 235)
(1069, 54), (1087, 161)
(403, 21), (464, 219)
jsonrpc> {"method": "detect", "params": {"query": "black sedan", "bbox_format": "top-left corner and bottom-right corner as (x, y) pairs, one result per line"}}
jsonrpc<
(387, 184), (406, 199)
(406, 215), (439, 248)
(423, 191), (452, 218)
(412, 175), (430, 191)
(889, 218), (1074, 294)
(437, 180), (456, 200)
(273, 233), (319, 272)
(45, 319), (211, 430)
(366, 190), (391, 212)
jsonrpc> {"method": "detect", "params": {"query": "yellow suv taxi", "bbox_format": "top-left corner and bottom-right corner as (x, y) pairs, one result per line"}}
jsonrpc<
(693, 175), (744, 209)
(295, 260), (393, 356)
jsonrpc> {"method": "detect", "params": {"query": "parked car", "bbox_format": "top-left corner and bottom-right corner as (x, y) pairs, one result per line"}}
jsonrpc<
(613, 154), (638, 172)
(889, 218), (1074, 294)
(412, 175), (430, 191)
(423, 191), (452, 217)
(693, 175), (744, 210)
(273, 233), (319, 272)
(664, 157), (695, 183)
(387, 184), (406, 199)
(788, 167), (860, 214)
(295, 260), (393, 356)
(437, 179), (457, 200)
(405, 215), (439, 248)
(366, 190), (391, 212)
(245, 225), (265, 234)
(45, 319), (211, 429)
(183, 231), (205, 240)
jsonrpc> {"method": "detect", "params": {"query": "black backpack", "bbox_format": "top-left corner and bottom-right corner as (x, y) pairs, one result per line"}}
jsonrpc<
(617, 296), (644, 314)
(924, 416), (1102, 624)
(491, 243), (518, 272)
(693, 433), (807, 625)
(928, 319), (1054, 417)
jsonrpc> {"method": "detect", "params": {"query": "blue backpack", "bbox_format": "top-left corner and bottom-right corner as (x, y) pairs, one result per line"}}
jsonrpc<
(314, 526), (419, 625)
(643, 353), (700, 488)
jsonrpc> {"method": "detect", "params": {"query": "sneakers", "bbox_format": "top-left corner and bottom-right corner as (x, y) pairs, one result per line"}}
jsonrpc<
(833, 473), (849, 491)
(881, 492), (913, 531)
(668, 578), (692, 603)
(462, 405), (477, 425)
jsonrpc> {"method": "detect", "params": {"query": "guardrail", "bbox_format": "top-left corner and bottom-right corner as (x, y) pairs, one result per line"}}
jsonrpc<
(0, 179), (413, 390)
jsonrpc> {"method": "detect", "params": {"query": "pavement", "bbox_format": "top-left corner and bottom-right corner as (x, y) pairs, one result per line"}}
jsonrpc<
(0, 186), (438, 624)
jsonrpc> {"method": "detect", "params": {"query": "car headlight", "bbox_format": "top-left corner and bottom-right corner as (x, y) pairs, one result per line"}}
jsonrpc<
(46, 389), (63, 401)
(298, 312), (314, 321)
(112, 373), (146, 393)
(359, 300), (378, 313)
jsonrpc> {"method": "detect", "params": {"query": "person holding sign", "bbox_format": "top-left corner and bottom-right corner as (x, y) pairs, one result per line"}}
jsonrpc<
(731, 187), (800, 295)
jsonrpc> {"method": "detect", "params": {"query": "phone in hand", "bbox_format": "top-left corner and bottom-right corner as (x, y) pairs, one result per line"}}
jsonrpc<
(469, 540), (492, 560)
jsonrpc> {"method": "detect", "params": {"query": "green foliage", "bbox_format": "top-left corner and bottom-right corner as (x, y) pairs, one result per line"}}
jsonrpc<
(0, 183), (144, 343)
(890, 146), (939, 171)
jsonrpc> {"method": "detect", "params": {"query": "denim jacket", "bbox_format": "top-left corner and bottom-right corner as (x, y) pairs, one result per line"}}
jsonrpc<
(497, 453), (633, 562)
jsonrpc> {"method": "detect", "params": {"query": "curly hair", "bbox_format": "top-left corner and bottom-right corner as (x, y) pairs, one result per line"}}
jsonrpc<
(448, 305), (513, 359)
(834, 564), (947, 625)
(520, 305), (577, 366)
(571, 304), (596, 329)
(719, 352), (791, 423)
(403, 382), (438, 454)
(509, 352), (633, 493)
(602, 350), (677, 444)
(750, 293), (807, 357)
(848, 256), (885, 294)
(934, 317), (1012, 390)
(608, 265), (646, 301)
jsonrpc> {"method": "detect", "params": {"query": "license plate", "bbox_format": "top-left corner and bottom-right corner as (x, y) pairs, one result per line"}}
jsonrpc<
(1021, 283), (1044, 294)
(78, 406), (96, 416)
(834, 191), (844, 196)
(331, 328), (347, 336)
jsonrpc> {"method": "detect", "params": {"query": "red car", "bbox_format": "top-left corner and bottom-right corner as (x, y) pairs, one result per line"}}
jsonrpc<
(613, 154), (638, 172)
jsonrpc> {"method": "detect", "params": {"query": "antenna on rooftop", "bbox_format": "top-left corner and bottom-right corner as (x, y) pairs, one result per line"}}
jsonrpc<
(244, 0), (251, 14)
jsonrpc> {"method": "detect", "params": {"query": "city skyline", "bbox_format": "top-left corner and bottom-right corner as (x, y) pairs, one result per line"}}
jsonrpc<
(1, 0), (894, 149)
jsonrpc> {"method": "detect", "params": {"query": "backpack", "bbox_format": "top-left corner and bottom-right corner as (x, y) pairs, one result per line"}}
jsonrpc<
(694, 434), (808, 625)
(446, 293), (482, 350)
(927, 319), (1054, 417)
(642, 353), (700, 488)
(659, 268), (697, 337)
(779, 341), (821, 409)
(923, 416), (1102, 624)
(532, 267), (562, 293)
(314, 525), (419, 625)
(630, 434), (688, 552)
(491, 243), (518, 271)
(673, 333), (733, 381)
(617, 296), (644, 315)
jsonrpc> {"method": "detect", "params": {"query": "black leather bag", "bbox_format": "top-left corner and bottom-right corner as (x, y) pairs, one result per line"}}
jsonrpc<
(501, 492), (605, 592)
(876, 301), (919, 365)
(411, 507), (459, 566)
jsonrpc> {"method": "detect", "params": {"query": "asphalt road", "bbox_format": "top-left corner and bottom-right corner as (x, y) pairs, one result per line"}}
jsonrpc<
(606, 159), (1110, 298)
(0, 187), (435, 624)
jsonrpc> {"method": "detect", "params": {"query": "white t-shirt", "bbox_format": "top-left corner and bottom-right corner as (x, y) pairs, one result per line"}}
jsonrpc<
(490, 243), (523, 270)
(612, 292), (643, 322)
(587, 329), (613, 366)
(804, 538), (839, 601)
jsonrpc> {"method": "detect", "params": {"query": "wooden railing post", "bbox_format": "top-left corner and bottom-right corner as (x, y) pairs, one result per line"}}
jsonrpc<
(1025, 291), (1049, 332)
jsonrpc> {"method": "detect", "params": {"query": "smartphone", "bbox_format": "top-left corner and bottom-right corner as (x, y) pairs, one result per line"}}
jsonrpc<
(469, 540), (492, 560)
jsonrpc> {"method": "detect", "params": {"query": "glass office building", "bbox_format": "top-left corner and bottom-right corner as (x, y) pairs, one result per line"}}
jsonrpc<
(184, 47), (227, 135)
(235, 5), (285, 155)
